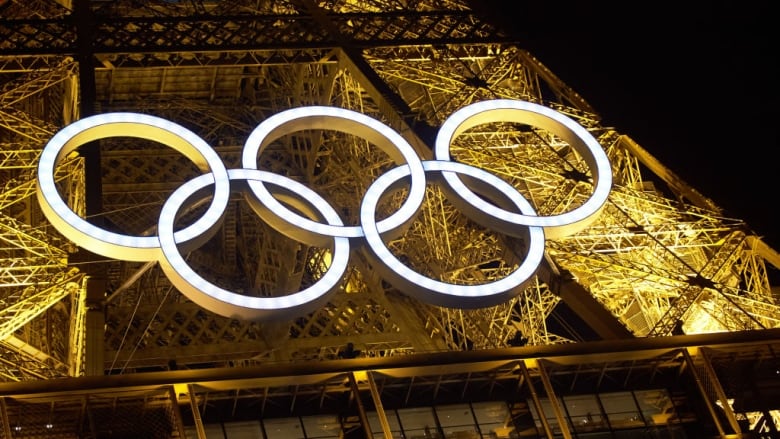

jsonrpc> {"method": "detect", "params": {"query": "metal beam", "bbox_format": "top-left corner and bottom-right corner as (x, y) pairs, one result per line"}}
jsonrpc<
(536, 359), (572, 439)
(538, 257), (634, 340)
(367, 371), (392, 439)
(0, 328), (777, 398)
(0, 11), (516, 56)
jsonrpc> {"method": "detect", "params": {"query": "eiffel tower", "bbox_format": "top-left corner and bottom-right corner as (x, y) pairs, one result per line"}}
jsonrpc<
(1, 1), (779, 437)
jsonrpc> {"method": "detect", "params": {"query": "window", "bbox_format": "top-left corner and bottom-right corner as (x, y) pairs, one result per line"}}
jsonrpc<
(367, 410), (404, 438)
(223, 421), (264, 438)
(563, 394), (605, 432)
(301, 415), (341, 438)
(634, 389), (676, 425)
(471, 401), (515, 438)
(397, 406), (440, 439)
(599, 392), (644, 428)
(264, 417), (305, 439)
(436, 404), (478, 438)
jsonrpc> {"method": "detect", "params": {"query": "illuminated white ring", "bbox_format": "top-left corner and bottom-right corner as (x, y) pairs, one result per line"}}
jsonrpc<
(36, 113), (230, 261)
(434, 99), (612, 239)
(157, 168), (350, 321)
(241, 106), (426, 246)
(360, 160), (545, 308)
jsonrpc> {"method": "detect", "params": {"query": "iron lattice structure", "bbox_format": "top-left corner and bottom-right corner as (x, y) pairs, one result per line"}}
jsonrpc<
(1, 0), (779, 438)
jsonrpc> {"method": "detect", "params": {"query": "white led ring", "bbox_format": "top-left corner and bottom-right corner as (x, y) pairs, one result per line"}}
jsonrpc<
(36, 112), (230, 261)
(360, 160), (546, 309)
(241, 106), (426, 246)
(434, 99), (612, 239)
(157, 168), (350, 321)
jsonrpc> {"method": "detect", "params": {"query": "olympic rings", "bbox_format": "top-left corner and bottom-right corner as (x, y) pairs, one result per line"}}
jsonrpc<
(36, 99), (612, 321)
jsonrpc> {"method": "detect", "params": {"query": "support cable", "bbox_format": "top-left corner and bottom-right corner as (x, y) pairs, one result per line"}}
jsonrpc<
(117, 285), (173, 375)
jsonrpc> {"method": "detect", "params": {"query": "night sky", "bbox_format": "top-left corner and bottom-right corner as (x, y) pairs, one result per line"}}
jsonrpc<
(476, 2), (778, 250)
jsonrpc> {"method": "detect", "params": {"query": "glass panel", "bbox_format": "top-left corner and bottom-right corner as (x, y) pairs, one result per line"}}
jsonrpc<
(398, 407), (440, 439)
(471, 401), (507, 425)
(205, 424), (226, 438)
(436, 403), (477, 438)
(437, 404), (473, 427)
(301, 415), (341, 438)
(372, 432), (405, 439)
(527, 398), (561, 434)
(564, 394), (605, 432)
(471, 401), (515, 438)
(403, 427), (441, 439)
(441, 428), (479, 439)
(223, 421), (263, 439)
(367, 410), (403, 438)
(264, 417), (305, 439)
(185, 425), (225, 439)
(635, 389), (675, 425)
(599, 391), (644, 428)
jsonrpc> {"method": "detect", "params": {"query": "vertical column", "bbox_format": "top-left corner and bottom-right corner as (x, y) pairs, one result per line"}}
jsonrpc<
(73, 0), (106, 377)
(348, 372), (375, 439)
(187, 384), (207, 439)
(82, 278), (105, 377)
(167, 386), (189, 439)
(73, 0), (97, 118)
(681, 348), (728, 437)
(699, 349), (743, 435)
(535, 359), (573, 439)
(519, 360), (555, 438)
(67, 278), (88, 376)
(1, 397), (13, 439)
(366, 372), (393, 439)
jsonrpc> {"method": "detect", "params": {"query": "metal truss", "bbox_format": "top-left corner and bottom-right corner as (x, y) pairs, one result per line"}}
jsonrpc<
(0, 330), (777, 437)
(0, 4), (778, 437)
(0, 0), (510, 56)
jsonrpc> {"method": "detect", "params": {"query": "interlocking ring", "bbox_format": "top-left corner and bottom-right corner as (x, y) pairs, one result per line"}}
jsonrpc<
(157, 169), (350, 321)
(435, 100), (611, 239)
(360, 159), (545, 308)
(37, 99), (612, 321)
(36, 112), (230, 261)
